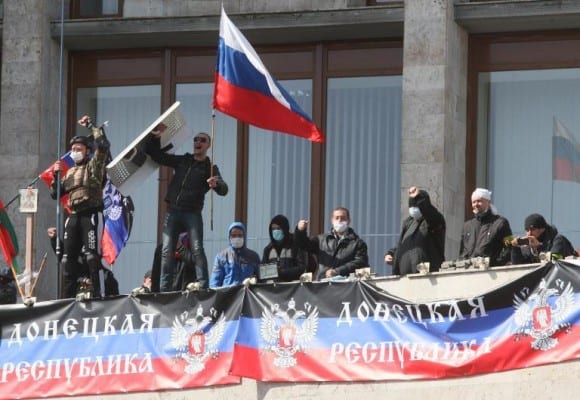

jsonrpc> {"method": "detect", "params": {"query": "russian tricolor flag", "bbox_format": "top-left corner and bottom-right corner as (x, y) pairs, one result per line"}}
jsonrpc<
(552, 117), (580, 183)
(213, 7), (324, 143)
(39, 151), (76, 211)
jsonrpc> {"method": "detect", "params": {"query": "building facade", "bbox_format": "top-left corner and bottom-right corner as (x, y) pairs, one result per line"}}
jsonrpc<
(1, 0), (579, 298)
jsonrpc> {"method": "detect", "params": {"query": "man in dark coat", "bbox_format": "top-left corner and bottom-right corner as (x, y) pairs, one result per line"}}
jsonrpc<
(459, 188), (512, 266)
(510, 213), (575, 264)
(295, 207), (368, 280)
(386, 187), (445, 275)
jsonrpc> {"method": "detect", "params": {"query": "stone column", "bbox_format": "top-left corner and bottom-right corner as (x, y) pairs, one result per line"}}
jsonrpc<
(401, 0), (468, 259)
(0, 0), (66, 300)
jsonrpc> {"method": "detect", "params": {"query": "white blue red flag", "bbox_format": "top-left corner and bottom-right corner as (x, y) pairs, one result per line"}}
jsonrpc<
(213, 7), (324, 143)
(39, 151), (76, 212)
(553, 117), (580, 183)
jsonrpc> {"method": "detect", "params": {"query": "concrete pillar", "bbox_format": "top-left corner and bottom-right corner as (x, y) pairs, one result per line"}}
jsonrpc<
(0, 0), (66, 300)
(401, 0), (468, 259)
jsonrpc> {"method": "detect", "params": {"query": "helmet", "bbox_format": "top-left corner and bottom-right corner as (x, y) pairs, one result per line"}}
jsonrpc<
(69, 135), (91, 147)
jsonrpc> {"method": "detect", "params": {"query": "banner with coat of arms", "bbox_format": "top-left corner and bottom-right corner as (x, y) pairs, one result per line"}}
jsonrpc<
(0, 261), (579, 398)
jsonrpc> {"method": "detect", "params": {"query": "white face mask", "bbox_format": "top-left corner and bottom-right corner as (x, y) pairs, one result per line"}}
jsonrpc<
(333, 221), (348, 234)
(230, 237), (244, 249)
(71, 150), (84, 163)
(409, 207), (422, 220)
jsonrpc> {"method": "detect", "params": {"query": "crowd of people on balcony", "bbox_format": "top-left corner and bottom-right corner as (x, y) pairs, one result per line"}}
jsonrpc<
(4, 121), (576, 304)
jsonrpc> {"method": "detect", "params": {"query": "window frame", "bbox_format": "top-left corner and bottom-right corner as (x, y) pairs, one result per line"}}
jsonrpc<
(70, 0), (124, 19)
(467, 30), (580, 216)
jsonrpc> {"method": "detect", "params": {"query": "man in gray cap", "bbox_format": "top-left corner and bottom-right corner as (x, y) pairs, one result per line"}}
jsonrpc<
(510, 213), (575, 264)
(459, 188), (513, 266)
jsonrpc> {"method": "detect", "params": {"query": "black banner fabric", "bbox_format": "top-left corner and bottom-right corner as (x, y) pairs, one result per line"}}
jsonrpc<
(1, 261), (579, 399)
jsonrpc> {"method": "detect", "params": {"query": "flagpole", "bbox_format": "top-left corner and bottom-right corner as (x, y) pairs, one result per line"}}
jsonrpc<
(55, 0), (66, 298)
(210, 109), (216, 231)
(551, 117), (555, 223)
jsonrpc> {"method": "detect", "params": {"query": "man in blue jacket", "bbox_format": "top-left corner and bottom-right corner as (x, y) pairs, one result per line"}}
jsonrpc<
(210, 222), (260, 288)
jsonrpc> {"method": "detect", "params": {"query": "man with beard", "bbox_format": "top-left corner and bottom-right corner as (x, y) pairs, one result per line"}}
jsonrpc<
(459, 188), (512, 266)
(385, 187), (445, 275)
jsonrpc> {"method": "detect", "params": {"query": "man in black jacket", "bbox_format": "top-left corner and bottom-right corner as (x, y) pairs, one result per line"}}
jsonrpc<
(295, 207), (368, 280)
(146, 131), (228, 291)
(385, 187), (445, 275)
(510, 213), (575, 264)
(459, 188), (512, 266)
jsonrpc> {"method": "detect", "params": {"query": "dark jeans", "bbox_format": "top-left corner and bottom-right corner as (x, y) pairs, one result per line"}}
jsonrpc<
(160, 209), (208, 291)
(61, 212), (101, 299)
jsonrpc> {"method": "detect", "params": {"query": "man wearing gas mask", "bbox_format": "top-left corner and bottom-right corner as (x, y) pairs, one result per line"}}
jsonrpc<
(50, 115), (110, 299)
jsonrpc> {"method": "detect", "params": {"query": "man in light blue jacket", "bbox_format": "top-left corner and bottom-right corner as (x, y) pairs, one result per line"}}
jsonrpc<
(210, 222), (260, 288)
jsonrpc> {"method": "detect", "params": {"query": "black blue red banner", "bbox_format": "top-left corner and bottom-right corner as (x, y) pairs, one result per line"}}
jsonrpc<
(1, 261), (579, 398)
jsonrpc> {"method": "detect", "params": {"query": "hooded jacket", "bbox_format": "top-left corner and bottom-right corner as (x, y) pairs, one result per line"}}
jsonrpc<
(460, 208), (512, 266)
(261, 215), (309, 282)
(210, 222), (260, 288)
(389, 190), (445, 275)
(511, 224), (575, 264)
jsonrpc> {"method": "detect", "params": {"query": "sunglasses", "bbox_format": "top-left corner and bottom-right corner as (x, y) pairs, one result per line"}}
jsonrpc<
(194, 137), (208, 144)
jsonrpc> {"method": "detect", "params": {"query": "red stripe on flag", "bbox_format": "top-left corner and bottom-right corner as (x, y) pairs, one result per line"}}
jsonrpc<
(0, 354), (239, 399)
(213, 73), (324, 143)
(232, 327), (580, 382)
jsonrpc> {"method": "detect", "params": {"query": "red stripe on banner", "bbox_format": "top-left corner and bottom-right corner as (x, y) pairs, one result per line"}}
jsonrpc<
(0, 355), (239, 399)
(213, 73), (324, 143)
(232, 327), (580, 382)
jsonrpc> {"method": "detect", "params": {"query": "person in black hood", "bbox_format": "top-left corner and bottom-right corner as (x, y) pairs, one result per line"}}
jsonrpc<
(386, 187), (445, 276)
(261, 214), (309, 282)
(459, 188), (512, 266)
(510, 213), (575, 264)
(146, 131), (228, 291)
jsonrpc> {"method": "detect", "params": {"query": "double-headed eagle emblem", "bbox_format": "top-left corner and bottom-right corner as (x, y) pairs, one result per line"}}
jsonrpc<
(513, 278), (574, 351)
(260, 298), (319, 368)
(170, 305), (226, 373)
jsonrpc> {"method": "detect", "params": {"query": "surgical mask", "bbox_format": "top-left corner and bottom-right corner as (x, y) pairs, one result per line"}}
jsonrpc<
(272, 229), (284, 242)
(409, 207), (422, 220)
(71, 151), (84, 163)
(230, 237), (244, 248)
(333, 221), (348, 234)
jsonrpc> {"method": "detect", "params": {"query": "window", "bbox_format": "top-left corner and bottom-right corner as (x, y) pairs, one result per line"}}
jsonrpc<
(247, 79), (313, 254)
(325, 76), (402, 275)
(76, 85), (161, 294)
(477, 69), (580, 245)
(470, 33), (580, 251)
(71, 0), (122, 18)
